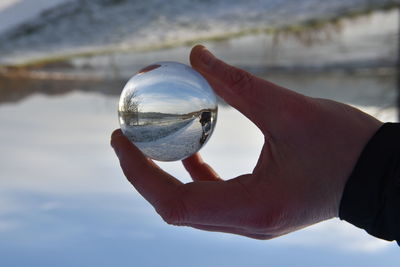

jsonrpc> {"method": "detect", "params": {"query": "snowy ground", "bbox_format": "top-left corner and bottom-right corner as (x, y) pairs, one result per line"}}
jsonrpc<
(0, 0), (397, 65)
(0, 0), (71, 34)
(121, 118), (194, 142)
(125, 118), (205, 161)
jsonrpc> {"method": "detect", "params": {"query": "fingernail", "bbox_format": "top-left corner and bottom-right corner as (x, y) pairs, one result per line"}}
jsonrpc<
(111, 129), (123, 141)
(199, 47), (215, 67)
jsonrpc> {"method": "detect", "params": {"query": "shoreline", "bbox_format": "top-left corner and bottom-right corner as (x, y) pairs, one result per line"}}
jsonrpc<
(0, 6), (398, 71)
(0, 67), (395, 110)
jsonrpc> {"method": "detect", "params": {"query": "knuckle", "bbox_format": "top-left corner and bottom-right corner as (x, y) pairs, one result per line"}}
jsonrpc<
(155, 186), (188, 225)
(226, 67), (254, 94)
(280, 95), (317, 125)
(232, 179), (282, 234)
(251, 210), (287, 235)
(120, 158), (147, 181)
(249, 233), (275, 240)
(246, 216), (280, 235)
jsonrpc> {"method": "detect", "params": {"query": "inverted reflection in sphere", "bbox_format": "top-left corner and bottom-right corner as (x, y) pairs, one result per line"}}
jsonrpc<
(118, 62), (218, 161)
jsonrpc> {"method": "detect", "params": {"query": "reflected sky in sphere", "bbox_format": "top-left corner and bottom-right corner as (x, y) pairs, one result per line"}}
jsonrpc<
(118, 62), (218, 161)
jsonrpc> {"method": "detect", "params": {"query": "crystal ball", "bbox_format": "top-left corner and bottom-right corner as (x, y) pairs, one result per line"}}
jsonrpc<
(118, 61), (218, 161)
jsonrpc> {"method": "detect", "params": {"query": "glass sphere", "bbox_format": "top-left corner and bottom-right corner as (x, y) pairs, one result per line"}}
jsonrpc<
(118, 61), (218, 161)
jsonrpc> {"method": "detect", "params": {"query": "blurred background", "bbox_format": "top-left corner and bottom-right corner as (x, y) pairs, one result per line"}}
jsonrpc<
(0, 0), (400, 266)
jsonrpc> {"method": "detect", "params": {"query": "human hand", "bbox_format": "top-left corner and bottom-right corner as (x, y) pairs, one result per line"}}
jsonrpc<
(111, 45), (382, 239)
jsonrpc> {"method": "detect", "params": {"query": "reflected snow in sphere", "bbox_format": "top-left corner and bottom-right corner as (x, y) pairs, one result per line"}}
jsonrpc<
(118, 62), (218, 161)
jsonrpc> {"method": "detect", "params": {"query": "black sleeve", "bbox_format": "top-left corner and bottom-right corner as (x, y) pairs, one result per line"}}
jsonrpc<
(339, 123), (400, 243)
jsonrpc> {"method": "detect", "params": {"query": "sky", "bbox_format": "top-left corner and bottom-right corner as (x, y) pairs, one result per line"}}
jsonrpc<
(119, 62), (217, 115)
(0, 84), (398, 266)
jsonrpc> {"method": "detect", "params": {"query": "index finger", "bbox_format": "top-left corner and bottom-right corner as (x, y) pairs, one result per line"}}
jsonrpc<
(111, 129), (182, 206)
(111, 129), (259, 230)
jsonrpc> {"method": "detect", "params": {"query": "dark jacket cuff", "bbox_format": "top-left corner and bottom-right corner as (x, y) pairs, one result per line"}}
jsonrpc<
(339, 123), (400, 242)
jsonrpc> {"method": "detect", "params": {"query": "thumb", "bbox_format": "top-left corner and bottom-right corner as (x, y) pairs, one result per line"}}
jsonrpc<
(190, 45), (303, 135)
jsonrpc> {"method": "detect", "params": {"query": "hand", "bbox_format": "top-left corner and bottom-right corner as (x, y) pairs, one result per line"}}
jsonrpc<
(111, 45), (382, 239)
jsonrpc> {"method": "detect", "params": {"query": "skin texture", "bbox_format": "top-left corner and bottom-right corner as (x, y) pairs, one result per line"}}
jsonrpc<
(110, 45), (383, 240)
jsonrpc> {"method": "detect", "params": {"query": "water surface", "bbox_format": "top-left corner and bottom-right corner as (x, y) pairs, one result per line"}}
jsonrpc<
(0, 70), (398, 266)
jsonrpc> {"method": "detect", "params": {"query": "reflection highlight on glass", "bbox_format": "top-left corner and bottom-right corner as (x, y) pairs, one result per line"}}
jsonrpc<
(118, 62), (218, 161)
